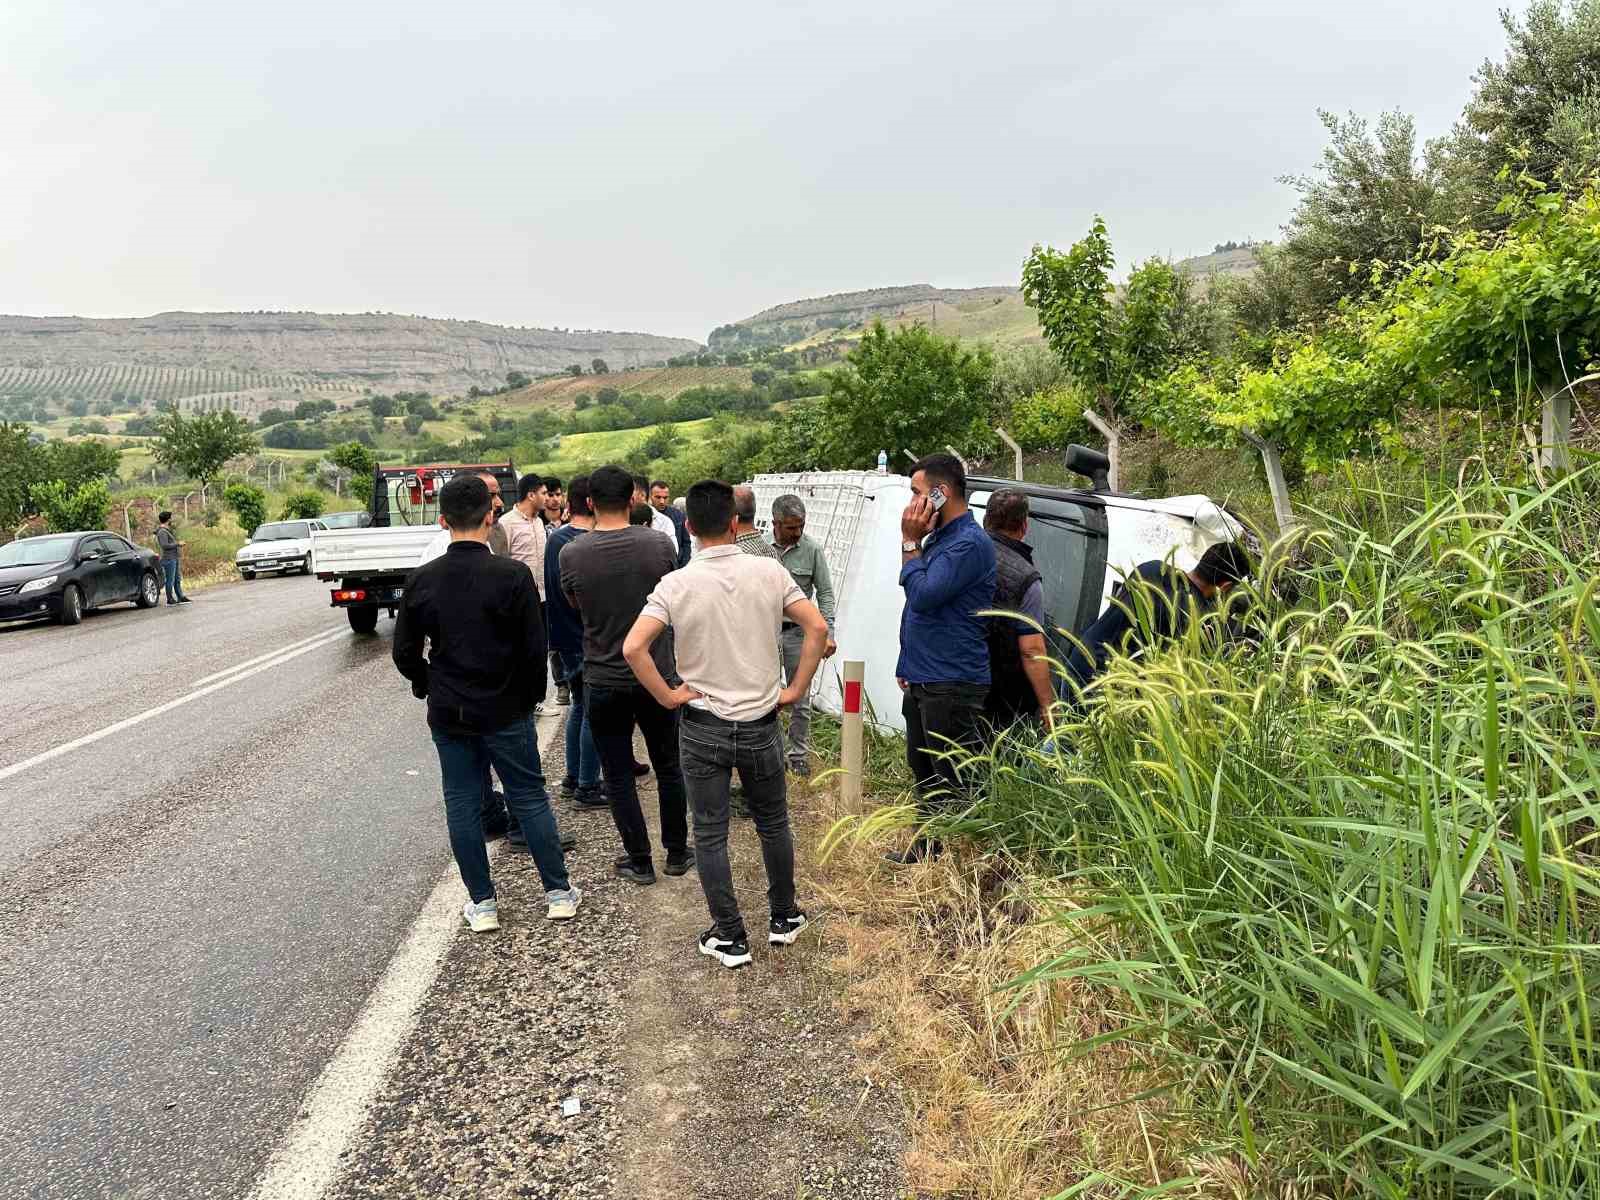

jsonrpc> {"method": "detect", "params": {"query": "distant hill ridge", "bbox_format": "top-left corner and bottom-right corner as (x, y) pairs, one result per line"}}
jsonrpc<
(0, 311), (699, 395)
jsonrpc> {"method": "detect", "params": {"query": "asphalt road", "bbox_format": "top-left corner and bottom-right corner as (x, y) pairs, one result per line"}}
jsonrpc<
(0, 576), (473, 1200)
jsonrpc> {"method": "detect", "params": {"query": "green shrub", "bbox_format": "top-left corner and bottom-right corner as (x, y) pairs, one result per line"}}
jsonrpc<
(29, 478), (110, 532)
(1006, 385), (1092, 451)
(279, 489), (325, 519)
(223, 482), (267, 536)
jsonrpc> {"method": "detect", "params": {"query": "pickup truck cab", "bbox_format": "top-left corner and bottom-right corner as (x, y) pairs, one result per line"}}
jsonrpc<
(312, 461), (517, 633)
(236, 519), (326, 580)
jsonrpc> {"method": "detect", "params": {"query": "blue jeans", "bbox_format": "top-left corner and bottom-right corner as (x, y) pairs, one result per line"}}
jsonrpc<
(431, 716), (569, 902)
(161, 558), (186, 602)
(559, 651), (600, 789)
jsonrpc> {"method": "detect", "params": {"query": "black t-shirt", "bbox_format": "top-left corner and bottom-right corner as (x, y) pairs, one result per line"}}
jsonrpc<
(558, 525), (676, 689)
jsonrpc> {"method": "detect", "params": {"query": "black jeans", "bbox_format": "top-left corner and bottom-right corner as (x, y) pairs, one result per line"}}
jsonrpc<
(586, 682), (689, 867)
(679, 709), (796, 941)
(903, 682), (989, 817)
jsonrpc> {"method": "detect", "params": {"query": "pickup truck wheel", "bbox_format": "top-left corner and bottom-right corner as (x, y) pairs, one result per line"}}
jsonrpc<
(299, 556), (312, 575)
(241, 570), (256, 580)
(60, 584), (84, 626)
(135, 571), (161, 608)
(346, 606), (379, 635)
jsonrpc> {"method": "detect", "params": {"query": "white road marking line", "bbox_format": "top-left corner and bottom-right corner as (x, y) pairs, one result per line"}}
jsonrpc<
(0, 630), (354, 784)
(245, 719), (565, 1200)
(192, 626), (347, 687)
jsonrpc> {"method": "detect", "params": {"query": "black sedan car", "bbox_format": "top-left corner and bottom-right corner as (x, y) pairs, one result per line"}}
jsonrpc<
(0, 531), (163, 625)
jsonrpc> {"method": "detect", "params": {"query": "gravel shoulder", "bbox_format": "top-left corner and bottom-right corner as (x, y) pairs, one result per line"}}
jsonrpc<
(325, 722), (910, 1200)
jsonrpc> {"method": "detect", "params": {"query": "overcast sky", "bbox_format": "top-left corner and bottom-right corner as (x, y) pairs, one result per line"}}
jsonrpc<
(2, 1), (1509, 342)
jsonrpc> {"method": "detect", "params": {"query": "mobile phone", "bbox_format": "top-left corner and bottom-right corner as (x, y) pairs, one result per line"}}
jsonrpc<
(929, 486), (947, 511)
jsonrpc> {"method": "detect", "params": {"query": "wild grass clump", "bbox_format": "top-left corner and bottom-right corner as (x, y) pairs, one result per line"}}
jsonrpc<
(963, 464), (1600, 1196)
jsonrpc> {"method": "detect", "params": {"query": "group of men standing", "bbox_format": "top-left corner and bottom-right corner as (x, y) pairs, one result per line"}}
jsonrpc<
(394, 465), (838, 970)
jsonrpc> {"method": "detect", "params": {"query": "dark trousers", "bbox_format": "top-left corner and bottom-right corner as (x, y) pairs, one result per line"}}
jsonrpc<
(161, 558), (186, 602)
(431, 716), (569, 902)
(903, 682), (989, 816)
(680, 709), (796, 941)
(586, 683), (689, 867)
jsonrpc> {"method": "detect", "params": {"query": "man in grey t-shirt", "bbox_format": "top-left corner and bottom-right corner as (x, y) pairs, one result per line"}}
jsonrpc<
(559, 465), (688, 885)
(155, 510), (190, 605)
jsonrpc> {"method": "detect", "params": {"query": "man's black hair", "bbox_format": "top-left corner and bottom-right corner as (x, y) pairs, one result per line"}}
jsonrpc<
(649, 479), (668, 492)
(543, 476), (562, 493)
(1194, 541), (1253, 587)
(983, 488), (1029, 534)
(629, 502), (653, 526)
(516, 473), (545, 502)
(566, 473), (591, 516)
(439, 474), (492, 532)
(911, 452), (966, 498)
(631, 472), (650, 494)
(589, 465), (634, 513)
(158, 510), (173, 524)
(686, 479), (735, 537)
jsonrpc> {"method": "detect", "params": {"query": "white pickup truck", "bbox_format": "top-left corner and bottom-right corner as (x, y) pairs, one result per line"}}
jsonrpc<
(310, 523), (441, 633)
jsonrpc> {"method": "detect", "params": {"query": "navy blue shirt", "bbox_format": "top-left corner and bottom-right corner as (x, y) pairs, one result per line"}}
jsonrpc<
(896, 510), (997, 684)
(544, 524), (587, 655)
(660, 503), (691, 568)
(1063, 560), (1208, 691)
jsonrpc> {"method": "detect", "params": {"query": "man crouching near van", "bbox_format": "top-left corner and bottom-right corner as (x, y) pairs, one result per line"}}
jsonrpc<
(621, 480), (828, 969)
(392, 474), (582, 930)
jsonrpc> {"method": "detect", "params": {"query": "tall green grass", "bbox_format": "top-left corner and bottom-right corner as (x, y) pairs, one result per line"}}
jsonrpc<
(966, 464), (1600, 1195)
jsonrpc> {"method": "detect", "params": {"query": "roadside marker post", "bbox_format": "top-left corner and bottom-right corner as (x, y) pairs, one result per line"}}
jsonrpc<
(840, 659), (864, 810)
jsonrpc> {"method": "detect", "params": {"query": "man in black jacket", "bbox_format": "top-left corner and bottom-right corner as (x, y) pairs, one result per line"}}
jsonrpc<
(393, 474), (581, 931)
(981, 490), (1055, 730)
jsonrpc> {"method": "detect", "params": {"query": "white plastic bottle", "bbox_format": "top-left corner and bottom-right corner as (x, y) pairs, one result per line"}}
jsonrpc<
(876, 449), (888, 474)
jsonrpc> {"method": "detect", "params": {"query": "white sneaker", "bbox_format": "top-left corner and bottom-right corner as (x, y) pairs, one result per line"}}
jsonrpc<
(463, 898), (501, 932)
(546, 886), (582, 921)
(534, 702), (548, 716)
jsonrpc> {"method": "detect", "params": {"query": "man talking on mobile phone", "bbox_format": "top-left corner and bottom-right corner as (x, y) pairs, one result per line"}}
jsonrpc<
(888, 453), (996, 864)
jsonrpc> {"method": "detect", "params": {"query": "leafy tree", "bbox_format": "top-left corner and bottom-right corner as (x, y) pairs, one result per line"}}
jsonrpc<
(811, 321), (995, 468)
(1438, 0), (1600, 225)
(403, 413), (426, 436)
(407, 397), (439, 421)
(223, 482), (268, 536)
(590, 358), (609, 375)
(1272, 110), (1452, 320)
(279, 489), (325, 519)
(122, 414), (161, 436)
(637, 423), (682, 461)
(368, 394), (396, 419)
(572, 392), (593, 411)
(1007, 386), (1094, 451)
(566, 364), (584, 377)
(65, 397), (89, 418)
(29, 478), (110, 533)
(256, 408), (292, 427)
(293, 398), (336, 421)
(0, 422), (46, 530)
(328, 440), (378, 483)
(151, 409), (258, 502)
(45, 439), (122, 489)
(505, 370), (531, 390)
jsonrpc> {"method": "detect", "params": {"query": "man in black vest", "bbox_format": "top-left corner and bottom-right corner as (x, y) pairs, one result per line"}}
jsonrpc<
(981, 490), (1055, 731)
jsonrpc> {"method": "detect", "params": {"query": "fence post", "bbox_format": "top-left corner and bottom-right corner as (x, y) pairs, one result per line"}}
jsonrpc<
(995, 426), (1023, 480)
(122, 502), (133, 540)
(840, 660), (865, 811)
(1082, 410), (1121, 491)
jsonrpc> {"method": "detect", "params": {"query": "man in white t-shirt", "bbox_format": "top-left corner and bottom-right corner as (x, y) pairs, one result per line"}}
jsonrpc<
(622, 479), (828, 969)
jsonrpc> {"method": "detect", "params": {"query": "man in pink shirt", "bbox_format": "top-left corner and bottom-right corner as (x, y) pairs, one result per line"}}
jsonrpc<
(622, 479), (828, 969)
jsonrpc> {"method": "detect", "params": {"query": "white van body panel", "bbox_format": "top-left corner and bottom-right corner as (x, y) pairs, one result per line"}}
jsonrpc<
(748, 472), (1240, 732)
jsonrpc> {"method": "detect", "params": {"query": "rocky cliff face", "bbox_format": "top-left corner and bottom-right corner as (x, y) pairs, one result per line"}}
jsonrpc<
(0, 311), (700, 391)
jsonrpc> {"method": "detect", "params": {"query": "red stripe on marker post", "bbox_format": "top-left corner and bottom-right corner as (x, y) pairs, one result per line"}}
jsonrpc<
(843, 680), (862, 715)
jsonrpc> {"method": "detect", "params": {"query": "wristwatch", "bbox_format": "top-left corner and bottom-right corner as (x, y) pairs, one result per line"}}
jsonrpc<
(901, 539), (921, 553)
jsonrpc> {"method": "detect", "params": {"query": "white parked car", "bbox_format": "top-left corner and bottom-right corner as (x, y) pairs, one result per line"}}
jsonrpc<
(236, 519), (326, 579)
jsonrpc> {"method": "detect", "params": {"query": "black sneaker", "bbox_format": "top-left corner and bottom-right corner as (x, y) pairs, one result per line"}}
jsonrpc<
(769, 911), (808, 945)
(632, 760), (651, 778)
(556, 685), (572, 706)
(559, 776), (577, 798)
(573, 787), (610, 811)
(613, 858), (657, 886)
(663, 850), (695, 877)
(698, 929), (752, 969)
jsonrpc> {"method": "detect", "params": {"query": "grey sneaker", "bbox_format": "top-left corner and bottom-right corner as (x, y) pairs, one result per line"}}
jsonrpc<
(546, 886), (582, 921)
(463, 898), (501, 932)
